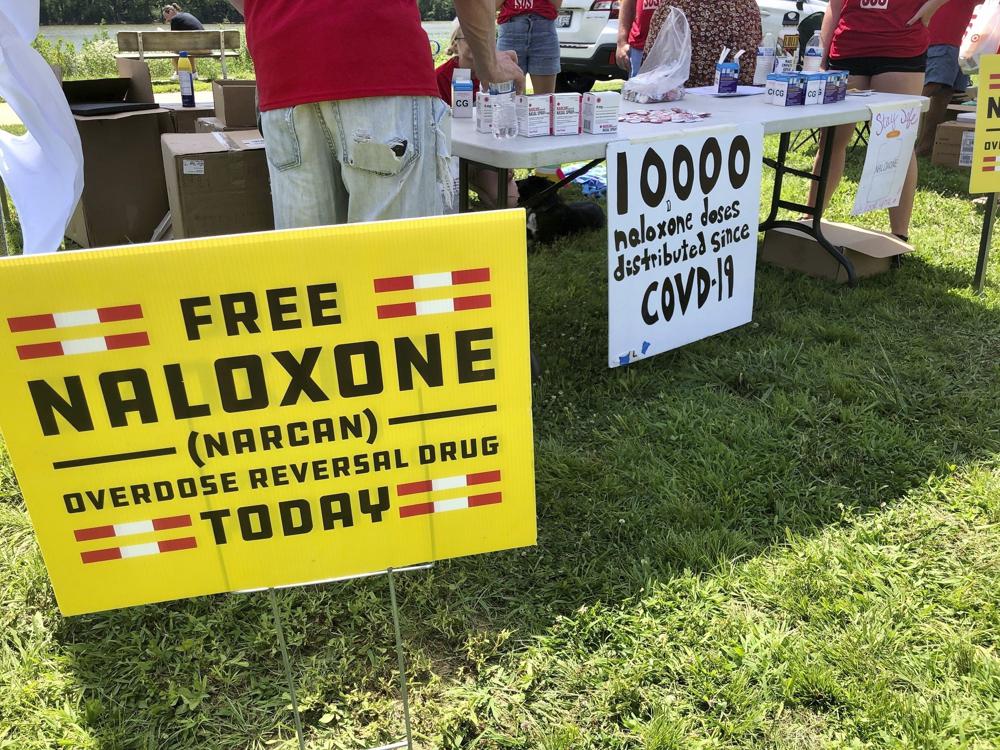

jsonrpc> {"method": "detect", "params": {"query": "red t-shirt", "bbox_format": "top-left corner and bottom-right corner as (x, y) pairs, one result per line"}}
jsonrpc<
(243, 0), (438, 112)
(498, 0), (559, 25)
(435, 57), (481, 104)
(830, 0), (930, 60)
(929, 0), (979, 47)
(628, 0), (663, 50)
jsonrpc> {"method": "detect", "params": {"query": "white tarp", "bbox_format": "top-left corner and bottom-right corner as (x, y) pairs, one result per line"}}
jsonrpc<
(0, 0), (84, 254)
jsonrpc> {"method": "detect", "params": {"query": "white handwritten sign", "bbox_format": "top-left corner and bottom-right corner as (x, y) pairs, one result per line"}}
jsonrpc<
(606, 125), (764, 367)
(853, 102), (921, 215)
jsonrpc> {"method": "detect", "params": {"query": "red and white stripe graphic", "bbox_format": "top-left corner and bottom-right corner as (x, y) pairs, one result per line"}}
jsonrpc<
(373, 266), (492, 319)
(983, 156), (1000, 173)
(990, 73), (1000, 91)
(397, 470), (501, 496)
(7, 303), (143, 333)
(377, 294), (491, 320)
(81, 536), (197, 564)
(16, 331), (149, 360)
(374, 267), (490, 293)
(399, 492), (503, 518)
(74, 514), (192, 542)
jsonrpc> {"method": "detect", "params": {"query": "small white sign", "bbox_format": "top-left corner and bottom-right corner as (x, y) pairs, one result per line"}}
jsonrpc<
(960, 130), (975, 167)
(853, 102), (921, 215)
(606, 125), (764, 367)
(182, 159), (205, 175)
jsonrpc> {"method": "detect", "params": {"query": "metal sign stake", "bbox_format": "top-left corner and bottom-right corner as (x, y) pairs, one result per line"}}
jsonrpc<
(387, 568), (414, 750)
(269, 588), (307, 750)
(975, 192), (996, 294)
(259, 564), (430, 750)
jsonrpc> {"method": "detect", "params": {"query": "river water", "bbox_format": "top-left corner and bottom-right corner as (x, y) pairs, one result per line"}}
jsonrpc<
(38, 22), (454, 49)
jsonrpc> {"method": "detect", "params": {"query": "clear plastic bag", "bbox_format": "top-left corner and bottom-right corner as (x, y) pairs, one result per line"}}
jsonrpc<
(960, 1), (1000, 74)
(622, 7), (692, 104)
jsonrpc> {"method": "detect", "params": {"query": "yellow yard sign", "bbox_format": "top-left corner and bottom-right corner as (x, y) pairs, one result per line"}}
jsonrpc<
(971, 54), (1000, 194)
(0, 212), (535, 615)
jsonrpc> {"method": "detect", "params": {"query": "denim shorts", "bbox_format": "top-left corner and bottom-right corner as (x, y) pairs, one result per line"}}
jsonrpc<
(261, 96), (452, 228)
(925, 44), (969, 91)
(498, 14), (561, 76)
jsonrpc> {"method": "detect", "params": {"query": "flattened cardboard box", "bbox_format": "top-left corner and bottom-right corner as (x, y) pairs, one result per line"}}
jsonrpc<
(212, 79), (258, 128)
(761, 222), (912, 283)
(64, 59), (173, 248)
(161, 130), (274, 239)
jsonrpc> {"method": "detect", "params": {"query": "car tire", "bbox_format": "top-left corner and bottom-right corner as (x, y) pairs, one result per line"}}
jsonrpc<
(555, 72), (596, 94)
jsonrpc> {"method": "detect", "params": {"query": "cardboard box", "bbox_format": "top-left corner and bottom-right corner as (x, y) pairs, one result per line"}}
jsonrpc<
(451, 68), (474, 119)
(212, 80), (258, 128)
(516, 94), (550, 137)
(932, 120), (976, 169)
(769, 73), (804, 106)
(161, 130), (274, 239)
(761, 222), (912, 283)
(583, 91), (619, 134)
(195, 116), (243, 133)
(550, 93), (582, 136)
(163, 104), (216, 133)
(475, 93), (493, 134)
(801, 72), (826, 106)
(64, 59), (173, 248)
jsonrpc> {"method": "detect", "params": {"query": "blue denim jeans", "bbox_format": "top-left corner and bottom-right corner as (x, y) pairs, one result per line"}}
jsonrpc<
(498, 13), (561, 76)
(260, 96), (452, 228)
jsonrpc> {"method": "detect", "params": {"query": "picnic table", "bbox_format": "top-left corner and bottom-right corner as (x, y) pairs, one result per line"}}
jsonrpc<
(452, 91), (928, 284)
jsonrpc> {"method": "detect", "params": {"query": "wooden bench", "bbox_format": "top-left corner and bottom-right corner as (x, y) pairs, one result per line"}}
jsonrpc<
(116, 30), (242, 79)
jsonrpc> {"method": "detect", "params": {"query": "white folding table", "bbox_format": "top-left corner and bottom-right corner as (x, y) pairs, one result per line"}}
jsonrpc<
(451, 91), (927, 284)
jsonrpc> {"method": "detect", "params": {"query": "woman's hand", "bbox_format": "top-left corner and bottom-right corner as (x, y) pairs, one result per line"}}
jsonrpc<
(907, 0), (947, 27)
(616, 42), (631, 70)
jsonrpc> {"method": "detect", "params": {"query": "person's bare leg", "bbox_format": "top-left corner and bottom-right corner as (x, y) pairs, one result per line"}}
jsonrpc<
(807, 74), (871, 213)
(872, 71), (925, 236)
(529, 74), (557, 95)
(916, 82), (952, 157)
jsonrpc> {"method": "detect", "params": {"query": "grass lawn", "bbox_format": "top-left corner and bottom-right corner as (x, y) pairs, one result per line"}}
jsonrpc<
(1, 128), (999, 748)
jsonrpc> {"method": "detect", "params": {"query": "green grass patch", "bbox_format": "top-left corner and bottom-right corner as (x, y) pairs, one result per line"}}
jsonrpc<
(1, 135), (999, 748)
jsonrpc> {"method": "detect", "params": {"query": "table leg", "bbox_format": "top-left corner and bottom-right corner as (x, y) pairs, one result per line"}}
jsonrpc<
(974, 192), (996, 294)
(459, 158), (470, 213)
(761, 127), (857, 285)
(496, 168), (510, 210)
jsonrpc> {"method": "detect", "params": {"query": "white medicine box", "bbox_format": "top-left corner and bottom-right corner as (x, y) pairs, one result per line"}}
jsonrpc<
(516, 94), (551, 137)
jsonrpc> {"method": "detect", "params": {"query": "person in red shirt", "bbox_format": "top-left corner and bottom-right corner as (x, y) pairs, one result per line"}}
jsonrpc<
(435, 21), (519, 207)
(808, 0), (952, 243)
(616, 0), (662, 78)
(916, 0), (979, 156)
(497, 0), (562, 94)
(228, 0), (523, 228)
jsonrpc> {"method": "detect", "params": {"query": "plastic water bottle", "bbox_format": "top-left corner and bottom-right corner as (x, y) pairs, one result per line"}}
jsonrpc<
(489, 81), (518, 139)
(754, 32), (775, 85)
(178, 51), (195, 108)
(802, 32), (823, 72)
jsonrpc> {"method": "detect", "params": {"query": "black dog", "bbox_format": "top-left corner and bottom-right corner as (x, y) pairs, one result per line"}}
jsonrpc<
(517, 175), (605, 245)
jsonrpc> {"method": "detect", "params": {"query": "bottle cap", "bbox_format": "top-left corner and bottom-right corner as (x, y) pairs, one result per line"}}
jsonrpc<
(489, 81), (515, 95)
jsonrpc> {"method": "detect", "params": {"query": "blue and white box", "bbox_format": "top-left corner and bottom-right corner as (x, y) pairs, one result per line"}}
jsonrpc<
(802, 72), (827, 106)
(714, 61), (740, 95)
(768, 73), (804, 106)
(451, 68), (474, 119)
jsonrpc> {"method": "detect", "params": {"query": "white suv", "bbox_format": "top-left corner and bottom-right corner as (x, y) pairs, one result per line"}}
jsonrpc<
(556, 0), (827, 92)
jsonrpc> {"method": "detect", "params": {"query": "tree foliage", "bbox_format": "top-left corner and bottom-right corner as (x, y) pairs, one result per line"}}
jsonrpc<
(40, 0), (455, 25)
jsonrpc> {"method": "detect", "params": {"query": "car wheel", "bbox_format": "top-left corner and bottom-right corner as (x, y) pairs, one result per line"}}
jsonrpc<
(555, 72), (596, 94)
